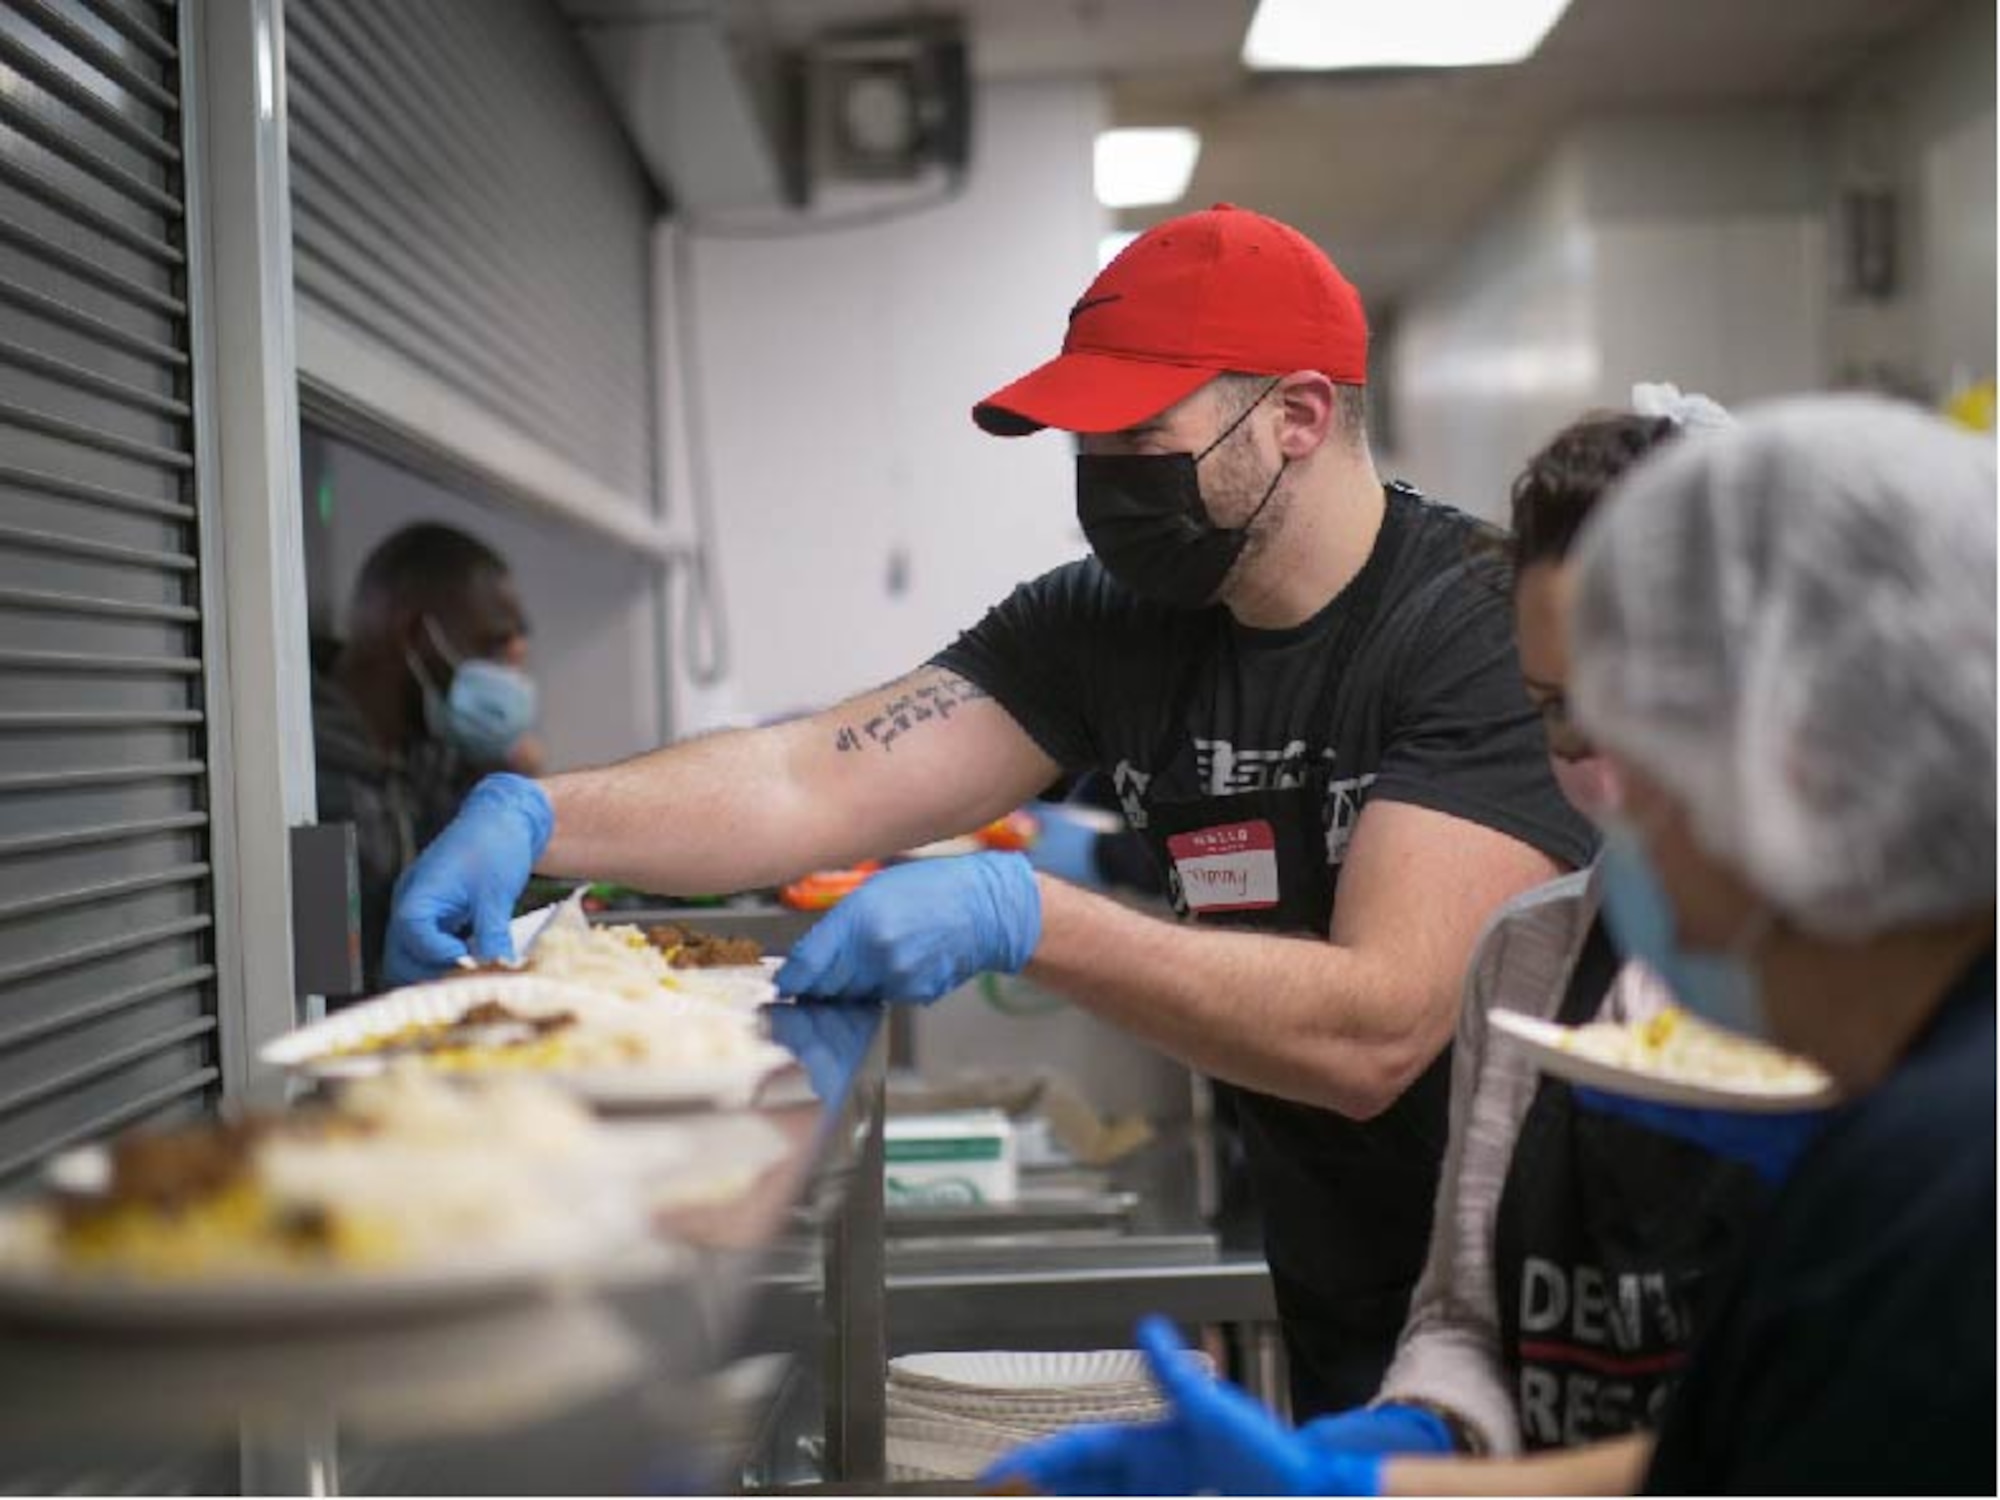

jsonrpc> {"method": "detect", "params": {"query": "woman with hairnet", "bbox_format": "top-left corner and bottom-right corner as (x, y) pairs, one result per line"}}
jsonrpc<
(984, 394), (1996, 1496)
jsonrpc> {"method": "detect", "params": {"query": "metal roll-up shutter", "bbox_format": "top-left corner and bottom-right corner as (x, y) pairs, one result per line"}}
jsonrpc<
(0, 0), (220, 1181)
(287, 0), (654, 505)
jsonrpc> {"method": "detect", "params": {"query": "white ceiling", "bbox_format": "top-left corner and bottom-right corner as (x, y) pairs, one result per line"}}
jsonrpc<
(694, 0), (1963, 303)
(1101, 0), (1958, 306)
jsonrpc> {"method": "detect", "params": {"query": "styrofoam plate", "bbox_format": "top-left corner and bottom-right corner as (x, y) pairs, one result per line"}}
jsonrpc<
(0, 1190), (632, 1334)
(888, 1424), (1008, 1488)
(888, 1388), (1166, 1428)
(657, 965), (781, 1010)
(259, 976), (792, 1109)
(889, 1394), (1168, 1426)
(890, 1348), (1209, 1392)
(1490, 1009), (1839, 1113)
(886, 1410), (1121, 1482)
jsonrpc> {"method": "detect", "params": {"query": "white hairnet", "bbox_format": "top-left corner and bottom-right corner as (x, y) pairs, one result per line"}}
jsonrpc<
(1631, 381), (1734, 432)
(1569, 394), (1997, 937)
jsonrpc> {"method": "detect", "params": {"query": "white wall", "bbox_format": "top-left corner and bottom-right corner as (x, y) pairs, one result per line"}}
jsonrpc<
(307, 431), (666, 773)
(1385, 152), (1599, 519)
(1386, 110), (1829, 522)
(1822, 0), (1997, 399)
(1575, 114), (1829, 409)
(1386, 0), (1997, 519)
(656, 78), (1106, 731)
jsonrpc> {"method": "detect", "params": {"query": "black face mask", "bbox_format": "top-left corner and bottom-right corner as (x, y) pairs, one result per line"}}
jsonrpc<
(1076, 381), (1287, 608)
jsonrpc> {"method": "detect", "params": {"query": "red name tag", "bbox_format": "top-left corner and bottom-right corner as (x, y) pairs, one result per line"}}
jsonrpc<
(1166, 819), (1280, 913)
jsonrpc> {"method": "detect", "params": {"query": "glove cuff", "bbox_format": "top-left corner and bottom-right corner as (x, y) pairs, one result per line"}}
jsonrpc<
(983, 851), (1043, 972)
(466, 772), (555, 860)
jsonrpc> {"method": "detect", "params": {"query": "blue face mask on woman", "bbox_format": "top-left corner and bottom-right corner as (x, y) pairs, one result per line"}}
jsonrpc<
(408, 616), (538, 764)
(1596, 822), (1772, 1040)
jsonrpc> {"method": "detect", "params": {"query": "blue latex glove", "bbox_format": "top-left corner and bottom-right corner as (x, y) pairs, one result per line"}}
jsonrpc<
(774, 852), (1039, 1003)
(1297, 1403), (1456, 1456)
(1573, 1086), (1831, 1185)
(979, 1317), (1385, 1497)
(1024, 801), (1106, 888)
(381, 773), (554, 986)
(764, 1000), (879, 1103)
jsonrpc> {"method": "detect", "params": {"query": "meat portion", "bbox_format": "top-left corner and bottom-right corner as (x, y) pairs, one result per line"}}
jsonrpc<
(55, 1117), (267, 1231)
(644, 924), (763, 968)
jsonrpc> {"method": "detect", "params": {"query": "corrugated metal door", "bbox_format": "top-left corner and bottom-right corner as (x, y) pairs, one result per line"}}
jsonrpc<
(286, 0), (655, 504)
(0, 0), (222, 1182)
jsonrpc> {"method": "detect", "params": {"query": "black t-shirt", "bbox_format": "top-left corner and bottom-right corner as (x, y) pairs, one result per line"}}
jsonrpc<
(1644, 948), (1997, 1496)
(935, 484), (1593, 889)
(935, 485), (1595, 1381)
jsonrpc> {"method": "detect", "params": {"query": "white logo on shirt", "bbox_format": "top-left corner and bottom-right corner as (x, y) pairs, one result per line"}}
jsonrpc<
(1192, 737), (1315, 795)
(1115, 745), (1378, 869)
(1324, 772), (1377, 865)
(1111, 760), (1154, 829)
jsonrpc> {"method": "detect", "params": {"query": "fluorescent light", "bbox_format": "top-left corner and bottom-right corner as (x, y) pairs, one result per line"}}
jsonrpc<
(1243, 0), (1573, 70)
(1094, 128), (1201, 210)
(1098, 231), (1141, 269)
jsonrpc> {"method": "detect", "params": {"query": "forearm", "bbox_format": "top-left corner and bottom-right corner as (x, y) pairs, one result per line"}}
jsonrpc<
(1026, 877), (1447, 1116)
(1384, 1433), (1652, 1496)
(538, 724), (829, 894)
(534, 666), (1057, 897)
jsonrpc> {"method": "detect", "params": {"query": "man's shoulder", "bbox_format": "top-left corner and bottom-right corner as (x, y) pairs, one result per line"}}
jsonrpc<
(1370, 484), (1511, 630)
(1000, 555), (1194, 640)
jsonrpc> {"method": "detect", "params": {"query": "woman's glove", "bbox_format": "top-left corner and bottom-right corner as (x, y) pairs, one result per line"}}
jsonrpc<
(979, 1317), (1386, 1496)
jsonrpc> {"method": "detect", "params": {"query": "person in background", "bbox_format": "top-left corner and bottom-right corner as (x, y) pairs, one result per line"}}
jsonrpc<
(990, 386), (1774, 1493)
(385, 204), (1595, 1414)
(994, 394), (1997, 1496)
(313, 522), (539, 996)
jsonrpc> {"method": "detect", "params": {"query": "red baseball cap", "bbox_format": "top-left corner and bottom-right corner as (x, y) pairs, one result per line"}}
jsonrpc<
(973, 203), (1368, 437)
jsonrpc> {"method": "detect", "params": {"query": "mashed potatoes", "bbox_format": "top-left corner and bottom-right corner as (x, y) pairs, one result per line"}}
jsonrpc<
(526, 922), (774, 1013)
(528, 923), (678, 1004)
(5, 1073), (616, 1281)
(1557, 1006), (1833, 1095)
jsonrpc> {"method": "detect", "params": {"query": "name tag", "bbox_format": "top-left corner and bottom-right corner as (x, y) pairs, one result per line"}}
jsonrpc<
(1167, 819), (1280, 913)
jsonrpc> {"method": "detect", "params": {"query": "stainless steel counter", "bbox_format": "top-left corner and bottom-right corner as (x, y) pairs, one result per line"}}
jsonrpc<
(0, 999), (891, 1495)
(884, 1130), (1284, 1405)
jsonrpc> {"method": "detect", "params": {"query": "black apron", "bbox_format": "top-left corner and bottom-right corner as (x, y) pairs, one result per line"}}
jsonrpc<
(1135, 518), (1454, 1418)
(1492, 917), (1767, 1450)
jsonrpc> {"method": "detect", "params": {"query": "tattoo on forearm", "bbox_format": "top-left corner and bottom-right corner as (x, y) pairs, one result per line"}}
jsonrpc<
(833, 670), (991, 754)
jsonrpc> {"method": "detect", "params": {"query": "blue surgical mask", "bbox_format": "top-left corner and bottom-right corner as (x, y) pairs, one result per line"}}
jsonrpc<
(409, 617), (538, 763)
(1596, 822), (1770, 1040)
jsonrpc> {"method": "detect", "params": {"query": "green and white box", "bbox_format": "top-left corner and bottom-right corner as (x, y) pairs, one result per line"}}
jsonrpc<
(884, 1109), (1018, 1206)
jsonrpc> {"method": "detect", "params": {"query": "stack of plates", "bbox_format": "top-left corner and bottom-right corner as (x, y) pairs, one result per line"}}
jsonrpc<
(884, 1349), (1207, 1483)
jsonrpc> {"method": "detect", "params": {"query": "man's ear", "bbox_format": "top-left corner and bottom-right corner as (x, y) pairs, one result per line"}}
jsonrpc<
(1275, 371), (1336, 460)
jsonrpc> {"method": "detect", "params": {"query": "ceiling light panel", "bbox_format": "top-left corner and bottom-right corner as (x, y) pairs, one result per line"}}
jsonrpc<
(1243, 0), (1574, 71)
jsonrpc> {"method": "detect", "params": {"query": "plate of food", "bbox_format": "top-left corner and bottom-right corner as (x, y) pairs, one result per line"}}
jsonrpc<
(0, 1072), (643, 1330)
(497, 902), (783, 1012)
(259, 972), (794, 1108)
(1491, 1004), (1839, 1112)
(642, 922), (790, 1007)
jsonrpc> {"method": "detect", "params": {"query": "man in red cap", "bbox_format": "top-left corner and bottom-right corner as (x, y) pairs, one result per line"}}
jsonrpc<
(388, 204), (1592, 1415)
